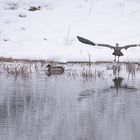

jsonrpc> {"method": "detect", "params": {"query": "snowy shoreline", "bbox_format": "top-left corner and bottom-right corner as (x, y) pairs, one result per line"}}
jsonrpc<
(1, 0), (140, 62)
(1, 56), (140, 65)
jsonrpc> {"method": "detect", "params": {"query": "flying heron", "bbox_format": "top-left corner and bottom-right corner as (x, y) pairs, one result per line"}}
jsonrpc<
(77, 36), (140, 62)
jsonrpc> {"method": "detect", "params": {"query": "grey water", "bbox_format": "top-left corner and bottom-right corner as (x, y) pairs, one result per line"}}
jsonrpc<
(0, 63), (140, 140)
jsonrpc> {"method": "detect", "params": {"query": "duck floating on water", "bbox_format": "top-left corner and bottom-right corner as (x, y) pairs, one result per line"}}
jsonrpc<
(46, 64), (65, 75)
(77, 36), (140, 62)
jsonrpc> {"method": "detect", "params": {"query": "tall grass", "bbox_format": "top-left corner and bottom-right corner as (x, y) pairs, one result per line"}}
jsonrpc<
(65, 24), (71, 42)
(88, 0), (94, 16)
(126, 62), (136, 77)
(0, 61), (140, 79)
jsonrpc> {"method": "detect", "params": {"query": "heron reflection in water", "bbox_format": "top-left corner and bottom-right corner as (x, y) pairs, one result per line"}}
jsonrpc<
(111, 77), (124, 92)
(111, 64), (137, 92)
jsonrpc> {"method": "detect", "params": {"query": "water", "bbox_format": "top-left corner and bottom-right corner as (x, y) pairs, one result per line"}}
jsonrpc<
(0, 63), (140, 140)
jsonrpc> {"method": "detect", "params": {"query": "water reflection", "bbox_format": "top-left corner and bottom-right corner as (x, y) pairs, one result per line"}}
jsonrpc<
(78, 90), (95, 101)
(110, 64), (137, 92)
(111, 76), (137, 92)
(0, 63), (140, 140)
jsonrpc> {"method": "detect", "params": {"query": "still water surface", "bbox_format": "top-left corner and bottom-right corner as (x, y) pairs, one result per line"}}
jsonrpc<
(0, 63), (140, 140)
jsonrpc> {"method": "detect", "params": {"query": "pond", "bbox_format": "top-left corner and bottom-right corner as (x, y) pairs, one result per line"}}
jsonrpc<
(0, 62), (140, 140)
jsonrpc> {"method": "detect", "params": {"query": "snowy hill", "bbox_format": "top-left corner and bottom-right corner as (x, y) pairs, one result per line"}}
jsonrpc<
(0, 0), (140, 62)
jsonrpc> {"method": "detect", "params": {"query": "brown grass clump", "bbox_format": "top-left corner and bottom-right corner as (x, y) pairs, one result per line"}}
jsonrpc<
(2, 63), (33, 79)
(28, 6), (41, 11)
(0, 57), (13, 62)
(126, 63), (136, 76)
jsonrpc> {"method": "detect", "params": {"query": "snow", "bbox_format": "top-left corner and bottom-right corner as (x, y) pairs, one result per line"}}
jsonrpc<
(0, 0), (140, 62)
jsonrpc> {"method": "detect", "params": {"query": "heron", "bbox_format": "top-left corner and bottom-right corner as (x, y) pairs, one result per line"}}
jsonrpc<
(77, 36), (140, 62)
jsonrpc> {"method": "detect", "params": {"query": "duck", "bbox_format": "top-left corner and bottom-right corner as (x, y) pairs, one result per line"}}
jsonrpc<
(46, 64), (65, 75)
(77, 36), (140, 62)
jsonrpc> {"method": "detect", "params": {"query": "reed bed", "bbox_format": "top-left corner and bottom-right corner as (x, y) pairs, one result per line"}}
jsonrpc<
(0, 61), (140, 79)
(65, 66), (105, 80)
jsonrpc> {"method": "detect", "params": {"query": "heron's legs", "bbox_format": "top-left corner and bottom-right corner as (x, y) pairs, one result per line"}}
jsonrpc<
(117, 56), (120, 63)
(114, 56), (116, 62)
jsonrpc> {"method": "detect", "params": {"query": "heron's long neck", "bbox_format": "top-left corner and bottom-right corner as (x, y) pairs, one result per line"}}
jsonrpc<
(116, 44), (119, 49)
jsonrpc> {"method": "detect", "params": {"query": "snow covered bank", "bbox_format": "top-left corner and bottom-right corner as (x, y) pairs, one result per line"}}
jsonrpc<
(0, 0), (140, 62)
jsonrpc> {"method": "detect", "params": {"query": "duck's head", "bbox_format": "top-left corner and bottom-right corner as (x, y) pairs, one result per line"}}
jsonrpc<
(47, 64), (51, 68)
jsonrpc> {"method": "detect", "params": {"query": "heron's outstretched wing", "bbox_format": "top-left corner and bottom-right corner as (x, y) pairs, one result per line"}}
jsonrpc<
(77, 36), (114, 49)
(121, 44), (140, 50)
(77, 36), (95, 46)
(97, 43), (114, 49)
